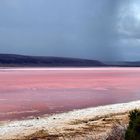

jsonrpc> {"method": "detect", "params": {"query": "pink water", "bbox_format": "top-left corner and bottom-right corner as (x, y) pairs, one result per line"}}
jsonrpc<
(0, 68), (140, 121)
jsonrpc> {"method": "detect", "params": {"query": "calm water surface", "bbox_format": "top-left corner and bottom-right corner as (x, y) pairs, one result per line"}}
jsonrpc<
(0, 68), (140, 120)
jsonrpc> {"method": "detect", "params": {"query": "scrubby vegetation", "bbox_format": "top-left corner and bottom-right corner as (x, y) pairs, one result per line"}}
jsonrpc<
(106, 109), (140, 140)
(125, 109), (140, 140)
(106, 124), (126, 140)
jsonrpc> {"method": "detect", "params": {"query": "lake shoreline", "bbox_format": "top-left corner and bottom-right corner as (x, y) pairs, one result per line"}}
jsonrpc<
(1, 67), (140, 122)
(0, 100), (140, 140)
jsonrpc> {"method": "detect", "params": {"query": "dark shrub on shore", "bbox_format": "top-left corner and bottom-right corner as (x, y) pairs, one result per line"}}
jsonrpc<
(125, 109), (140, 140)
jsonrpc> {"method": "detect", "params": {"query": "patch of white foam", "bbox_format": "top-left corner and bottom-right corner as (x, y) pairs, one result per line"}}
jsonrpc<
(0, 110), (39, 116)
(0, 99), (8, 101)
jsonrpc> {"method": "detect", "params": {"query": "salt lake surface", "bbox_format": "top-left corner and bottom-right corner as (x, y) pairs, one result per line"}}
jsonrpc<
(0, 68), (140, 121)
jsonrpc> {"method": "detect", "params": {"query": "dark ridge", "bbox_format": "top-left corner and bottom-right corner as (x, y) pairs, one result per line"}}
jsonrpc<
(109, 61), (140, 67)
(0, 54), (105, 67)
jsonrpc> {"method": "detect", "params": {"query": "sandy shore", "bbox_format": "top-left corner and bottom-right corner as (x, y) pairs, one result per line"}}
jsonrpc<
(0, 100), (140, 140)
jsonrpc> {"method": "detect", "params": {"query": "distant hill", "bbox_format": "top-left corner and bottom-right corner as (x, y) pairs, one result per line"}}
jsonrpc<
(108, 61), (140, 67)
(0, 54), (105, 67)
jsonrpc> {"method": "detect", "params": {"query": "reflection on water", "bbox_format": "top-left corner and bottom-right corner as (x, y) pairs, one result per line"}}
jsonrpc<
(0, 68), (140, 120)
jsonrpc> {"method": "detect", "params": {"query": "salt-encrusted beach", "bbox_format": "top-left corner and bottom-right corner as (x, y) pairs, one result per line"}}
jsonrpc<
(0, 100), (140, 140)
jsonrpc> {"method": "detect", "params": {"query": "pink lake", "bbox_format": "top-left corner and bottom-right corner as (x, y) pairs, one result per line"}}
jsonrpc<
(0, 68), (140, 121)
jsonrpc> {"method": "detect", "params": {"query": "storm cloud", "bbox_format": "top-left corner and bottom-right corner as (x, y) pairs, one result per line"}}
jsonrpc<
(0, 0), (140, 61)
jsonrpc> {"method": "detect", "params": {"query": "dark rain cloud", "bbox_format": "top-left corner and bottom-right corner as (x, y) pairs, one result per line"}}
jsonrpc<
(0, 0), (140, 61)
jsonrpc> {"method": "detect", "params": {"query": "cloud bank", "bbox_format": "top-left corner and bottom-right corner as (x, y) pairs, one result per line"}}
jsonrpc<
(0, 0), (140, 61)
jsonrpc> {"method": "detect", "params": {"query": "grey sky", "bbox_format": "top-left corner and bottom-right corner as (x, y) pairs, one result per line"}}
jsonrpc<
(0, 0), (140, 61)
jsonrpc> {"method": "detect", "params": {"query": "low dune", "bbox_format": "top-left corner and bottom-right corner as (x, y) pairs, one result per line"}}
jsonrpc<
(0, 100), (140, 140)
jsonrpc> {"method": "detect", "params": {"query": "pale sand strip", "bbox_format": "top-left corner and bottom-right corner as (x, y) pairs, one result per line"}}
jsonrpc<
(1, 67), (140, 71)
(0, 100), (140, 139)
